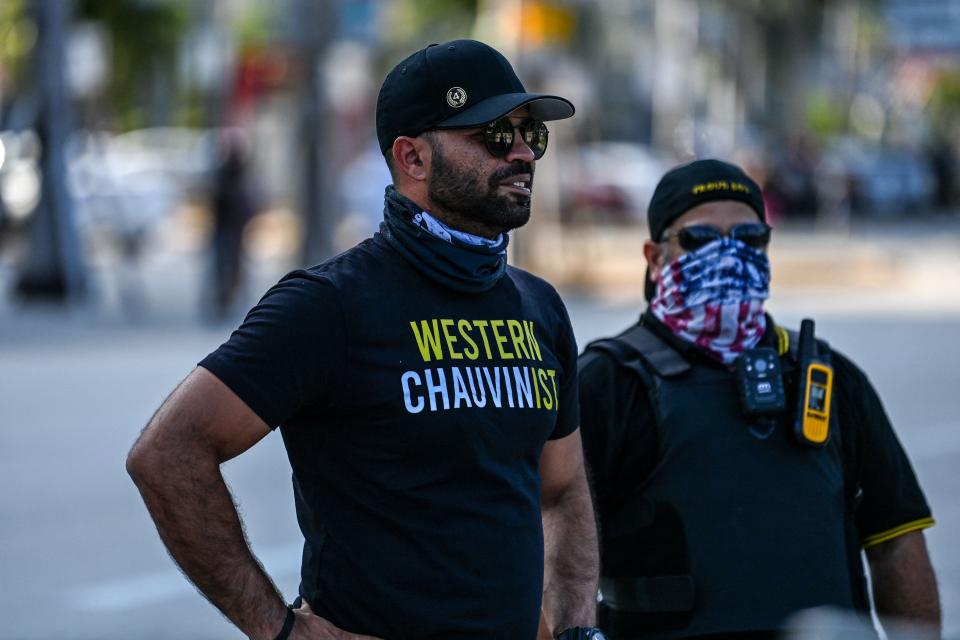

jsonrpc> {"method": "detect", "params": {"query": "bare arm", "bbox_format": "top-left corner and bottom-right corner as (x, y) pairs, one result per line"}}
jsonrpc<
(127, 368), (381, 640)
(539, 428), (600, 636)
(865, 530), (941, 637)
(127, 367), (289, 639)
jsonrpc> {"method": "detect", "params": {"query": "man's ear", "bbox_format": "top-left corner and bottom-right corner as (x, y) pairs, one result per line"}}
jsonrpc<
(391, 136), (431, 182)
(643, 240), (665, 283)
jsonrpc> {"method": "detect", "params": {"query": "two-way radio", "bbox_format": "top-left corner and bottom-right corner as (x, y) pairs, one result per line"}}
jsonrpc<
(794, 319), (833, 447)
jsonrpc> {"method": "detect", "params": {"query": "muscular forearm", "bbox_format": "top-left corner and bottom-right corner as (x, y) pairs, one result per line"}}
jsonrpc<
(541, 467), (599, 635)
(128, 445), (287, 640)
(866, 531), (941, 636)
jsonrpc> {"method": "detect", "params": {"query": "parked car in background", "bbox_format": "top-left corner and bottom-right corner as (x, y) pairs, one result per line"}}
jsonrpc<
(67, 127), (216, 238)
(824, 138), (936, 217)
(563, 141), (671, 225)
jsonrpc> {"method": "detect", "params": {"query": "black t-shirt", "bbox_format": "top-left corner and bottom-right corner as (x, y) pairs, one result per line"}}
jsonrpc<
(200, 233), (579, 639)
(579, 313), (932, 548)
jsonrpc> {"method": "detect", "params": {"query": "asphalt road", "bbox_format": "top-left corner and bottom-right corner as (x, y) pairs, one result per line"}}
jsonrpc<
(1, 294), (958, 639)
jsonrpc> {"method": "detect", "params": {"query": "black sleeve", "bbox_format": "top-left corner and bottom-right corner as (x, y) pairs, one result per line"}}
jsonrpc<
(548, 299), (581, 441)
(577, 349), (658, 514)
(834, 351), (934, 545)
(198, 271), (346, 429)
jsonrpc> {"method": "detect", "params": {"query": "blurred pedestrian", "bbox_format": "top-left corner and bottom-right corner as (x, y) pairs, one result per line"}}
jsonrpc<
(209, 128), (259, 320)
(928, 137), (957, 210)
(579, 158), (939, 639)
(127, 40), (602, 640)
(766, 132), (820, 219)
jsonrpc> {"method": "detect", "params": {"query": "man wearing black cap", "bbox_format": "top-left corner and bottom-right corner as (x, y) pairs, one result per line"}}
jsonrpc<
(578, 159), (939, 639)
(127, 40), (602, 640)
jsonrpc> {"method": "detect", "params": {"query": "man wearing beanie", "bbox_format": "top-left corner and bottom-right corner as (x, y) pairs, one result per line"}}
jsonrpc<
(128, 40), (602, 640)
(578, 159), (939, 639)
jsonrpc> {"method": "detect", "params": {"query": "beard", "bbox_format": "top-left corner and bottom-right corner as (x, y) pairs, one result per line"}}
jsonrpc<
(426, 140), (534, 233)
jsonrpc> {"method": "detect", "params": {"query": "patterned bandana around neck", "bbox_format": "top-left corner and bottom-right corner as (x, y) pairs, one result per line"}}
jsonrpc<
(379, 185), (509, 293)
(650, 237), (771, 364)
(412, 210), (505, 248)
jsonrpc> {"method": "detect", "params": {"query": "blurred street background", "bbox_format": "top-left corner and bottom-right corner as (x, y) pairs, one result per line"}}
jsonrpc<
(0, 0), (958, 638)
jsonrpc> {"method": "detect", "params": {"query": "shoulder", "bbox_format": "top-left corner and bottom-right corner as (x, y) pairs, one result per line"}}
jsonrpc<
(578, 342), (618, 375)
(827, 346), (888, 433)
(771, 320), (868, 379)
(299, 236), (396, 289)
(578, 330), (653, 397)
(505, 265), (574, 339)
(791, 335), (887, 448)
(578, 346), (623, 389)
(247, 270), (339, 322)
(827, 347), (870, 386)
(506, 265), (565, 305)
(251, 243), (393, 327)
(772, 321), (874, 402)
(794, 333), (874, 400)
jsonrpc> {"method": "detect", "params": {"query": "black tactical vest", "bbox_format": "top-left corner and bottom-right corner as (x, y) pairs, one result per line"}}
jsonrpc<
(587, 323), (863, 639)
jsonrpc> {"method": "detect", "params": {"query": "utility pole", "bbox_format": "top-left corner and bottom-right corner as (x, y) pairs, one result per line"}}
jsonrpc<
(296, 0), (339, 266)
(15, 0), (86, 303)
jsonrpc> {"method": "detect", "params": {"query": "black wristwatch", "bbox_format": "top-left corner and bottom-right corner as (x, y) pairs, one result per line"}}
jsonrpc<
(555, 627), (606, 640)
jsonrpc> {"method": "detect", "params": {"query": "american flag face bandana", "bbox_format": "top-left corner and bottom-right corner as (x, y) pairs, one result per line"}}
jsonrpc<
(650, 237), (771, 364)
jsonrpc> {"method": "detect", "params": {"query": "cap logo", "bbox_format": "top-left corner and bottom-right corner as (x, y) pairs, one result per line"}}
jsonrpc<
(691, 180), (751, 195)
(446, 87), (467, 108)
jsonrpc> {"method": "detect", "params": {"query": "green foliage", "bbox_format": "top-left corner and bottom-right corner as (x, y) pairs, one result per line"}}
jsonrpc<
(383, 0), (478, 44)
(929, 71), (960, 134)
(232, 2), (277, 50)
(374, 0), (479, 80)
(0, 0), (35, 85)
(76, 0), (191, 130)
(806, 93), (848, 138)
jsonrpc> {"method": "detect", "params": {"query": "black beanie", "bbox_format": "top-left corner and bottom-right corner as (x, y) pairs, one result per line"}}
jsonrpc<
(647, 158), (765, 243)
(644, 158), (766, 301)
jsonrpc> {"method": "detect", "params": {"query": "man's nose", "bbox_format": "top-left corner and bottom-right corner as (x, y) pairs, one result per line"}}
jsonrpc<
(504, 127), (536, 163)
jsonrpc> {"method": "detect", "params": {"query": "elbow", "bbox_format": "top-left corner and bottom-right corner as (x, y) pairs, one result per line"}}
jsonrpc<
(126, 439), (153, 485)
(126, 426), (218, 488)
(126, 430), (170, 488)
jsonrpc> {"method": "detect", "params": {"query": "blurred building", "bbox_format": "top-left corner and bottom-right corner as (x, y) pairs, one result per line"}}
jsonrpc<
(1, 0), (958, 309)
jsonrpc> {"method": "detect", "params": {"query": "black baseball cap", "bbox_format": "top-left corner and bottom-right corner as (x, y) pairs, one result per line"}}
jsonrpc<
(376, 39), (575, 153)
(644, 158), (766, 300)
(647, 158), (765, 243)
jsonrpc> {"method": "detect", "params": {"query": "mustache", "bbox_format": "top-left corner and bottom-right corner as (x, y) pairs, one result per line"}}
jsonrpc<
(489, 162), (534, 185)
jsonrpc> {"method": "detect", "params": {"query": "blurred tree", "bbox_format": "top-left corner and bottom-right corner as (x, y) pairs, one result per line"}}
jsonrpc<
(294, 0), (480, 266)
(75, 0), (190, 130)
(929, 71), (960, 134)
(807, 93), (848, 138)
(297, 0), (337, 265)
(233, 1), (276, 48)
(15, 0), (86, 302)
(735, 0), (828, 140)
(380, 0), (477, 51)
(928, 70), (960, 207)
(735, 0), (885, 141)
(0, 0), (35, 90)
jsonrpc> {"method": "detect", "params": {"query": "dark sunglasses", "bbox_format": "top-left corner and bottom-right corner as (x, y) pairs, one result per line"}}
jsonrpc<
(480, 117), (549, 160)
(661, 222), (772, 251)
